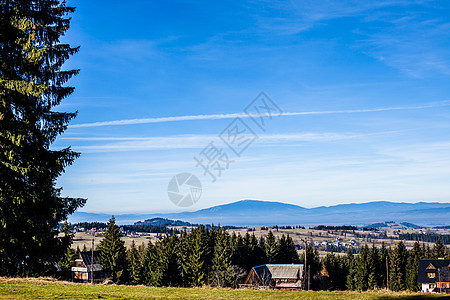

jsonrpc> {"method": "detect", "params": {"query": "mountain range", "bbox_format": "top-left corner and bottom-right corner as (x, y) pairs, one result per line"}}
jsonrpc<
(68, 200), (450, 227)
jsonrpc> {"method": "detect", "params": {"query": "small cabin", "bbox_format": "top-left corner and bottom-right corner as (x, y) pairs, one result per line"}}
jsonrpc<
(417, 259), (450, 293)
(244, 264), (304, 289)
(71, 251), (107, 283)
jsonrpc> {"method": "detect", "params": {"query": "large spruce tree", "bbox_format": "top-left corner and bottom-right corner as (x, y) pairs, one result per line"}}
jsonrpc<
(0, 0), (85, 276)
(98, 217), (128, 282)
(389, 241), (408, 291)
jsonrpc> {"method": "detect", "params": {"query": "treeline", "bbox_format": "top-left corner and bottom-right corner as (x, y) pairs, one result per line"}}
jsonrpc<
(62, 217), (450, 291)
(311, 225), (358, 231)
(397, 233), (450, 244)
(73, 222), (108, 230)
(66, 217), (300, 287)
(121, 225), (173, 234)
(305, 239), (449, 291)
(72, 222), (173, 234)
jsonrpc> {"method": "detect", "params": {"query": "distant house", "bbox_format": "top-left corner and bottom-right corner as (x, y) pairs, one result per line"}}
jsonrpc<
(71, 251), (107, 282)
(417, 259), (450, 293)
(244, 264), (304, 289)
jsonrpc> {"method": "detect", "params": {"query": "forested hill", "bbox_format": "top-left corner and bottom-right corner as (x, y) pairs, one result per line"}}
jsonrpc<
(134, 218), (191, 226)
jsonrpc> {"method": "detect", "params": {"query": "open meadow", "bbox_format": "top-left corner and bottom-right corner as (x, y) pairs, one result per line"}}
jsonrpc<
(1, 278), (449, 300)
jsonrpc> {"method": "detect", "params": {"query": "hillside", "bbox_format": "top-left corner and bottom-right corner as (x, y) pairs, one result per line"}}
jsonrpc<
(134, 217), (191, 226)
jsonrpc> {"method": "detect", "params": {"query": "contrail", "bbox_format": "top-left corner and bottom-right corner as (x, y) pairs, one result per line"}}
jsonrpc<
(70, 101), (450, 128)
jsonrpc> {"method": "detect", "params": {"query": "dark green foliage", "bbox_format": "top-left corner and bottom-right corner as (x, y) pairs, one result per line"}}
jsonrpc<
(276, 234), (300, 264)
(122, 229), (446, 291)
(264, 230), (278, 263)
(73, 222), (108, 230)
(321, 251), (349, 290)
(389, 241), (408, 291)
(398, 233), (450, 244)
(121, 224), (173, 234)
(346, 249), (357, 290)
(432, 238), (447, 258)
(142, 240), (158, 285)
(300, 244), (321, 290)
(98, 217), (128, 283)
(367, 244), (380, 289)
(156, 233), (180, 286)
(355, 244), (369, 291)
(249, 233), (266, 269)
(127, 240), (142, 284)
(405, 241), (423, 292)
(379, 242), (389, 289)
(0, 0), (85, 276)
(211, 227), (232, 287)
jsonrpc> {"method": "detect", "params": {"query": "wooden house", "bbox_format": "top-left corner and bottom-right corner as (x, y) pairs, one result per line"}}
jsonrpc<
(244, 264), (304, 289)
(71, 251), (107, 282)
(417, 259), (450, 293)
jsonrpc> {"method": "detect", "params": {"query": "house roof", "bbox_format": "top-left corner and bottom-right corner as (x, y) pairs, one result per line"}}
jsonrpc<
(417, 259), (450, 284)
(79, 251), (103, 272)
(252, 264), (304, 280)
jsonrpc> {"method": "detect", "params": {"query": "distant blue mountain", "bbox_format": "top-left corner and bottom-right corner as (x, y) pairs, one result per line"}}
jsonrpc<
(69, 200), (450, 227)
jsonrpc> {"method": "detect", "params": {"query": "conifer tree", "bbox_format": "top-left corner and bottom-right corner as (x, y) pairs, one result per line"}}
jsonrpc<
(257, 235), (267, 264)
(322, 251), (347, 290)
(346, 249), (357, 290)
(248, 233), (265, 270)
(155, 233), (180, 286)
(355, 244), (369, 291)
(211, 227), (232, 287)
(203, 226), (217, 284)
(432, 238), (447, 258)
(143, 240), (159, 286)
(0, 0), (85, 276)
(425, 244), (432, 259)
(286, 234), (300, 263)
(98, 217), (127, 282)
(379, 242), (389, 289)
(276, 234), (287, 263)
(265, 230), (278, 263)
(127, 240), (142, 284)
(176, 229), (190, 287)
(389, 241), (408, 291)
(406, 241), (422, 291)
(58, 247), (75, 271)
(367, 244), (380, 289)
(239, 232), (252, 271)
(187, 227), (206, 287)
(300, 244), (320, 289)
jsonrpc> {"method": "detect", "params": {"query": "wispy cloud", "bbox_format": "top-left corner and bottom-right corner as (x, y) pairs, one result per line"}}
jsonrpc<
(70, 101), (450, 128)
(62, 131), (393, 153)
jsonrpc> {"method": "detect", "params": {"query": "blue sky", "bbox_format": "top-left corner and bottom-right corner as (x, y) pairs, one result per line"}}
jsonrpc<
(55, 0), (450, 213)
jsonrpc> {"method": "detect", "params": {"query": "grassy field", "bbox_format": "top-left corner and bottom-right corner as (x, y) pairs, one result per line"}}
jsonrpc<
(1, 278), (449, 300)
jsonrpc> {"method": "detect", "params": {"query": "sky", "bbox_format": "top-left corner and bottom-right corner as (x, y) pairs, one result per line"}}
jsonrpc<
(54, 0), (450, 213)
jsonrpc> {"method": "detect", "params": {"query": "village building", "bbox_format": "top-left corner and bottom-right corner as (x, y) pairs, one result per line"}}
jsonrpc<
(244, 264), (304, 289)
(417, 259), (450, 293)
(71, 251), (107, 282)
